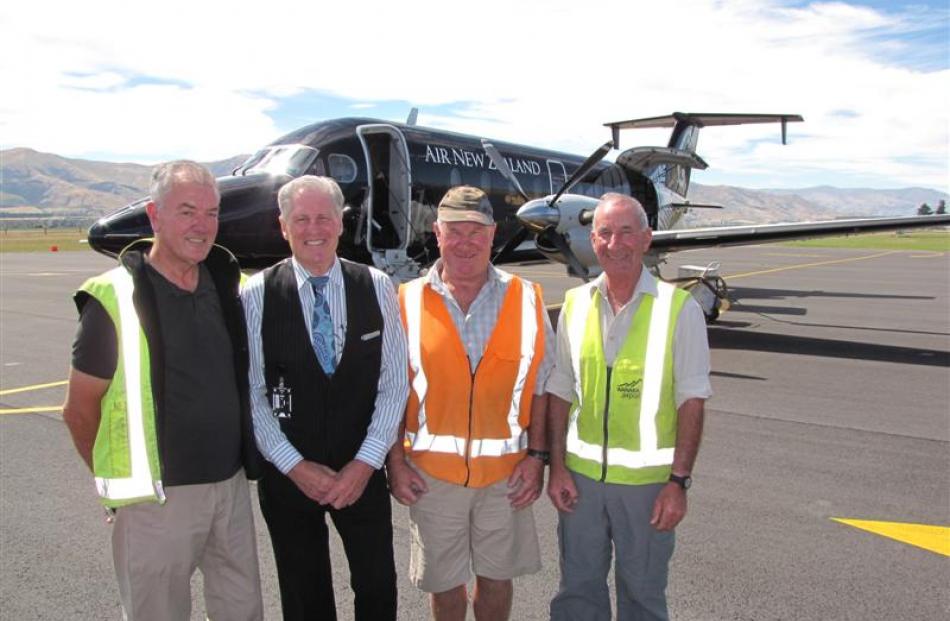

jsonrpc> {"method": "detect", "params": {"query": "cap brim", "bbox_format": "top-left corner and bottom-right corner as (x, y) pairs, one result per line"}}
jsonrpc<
(437, 207), (494, 225)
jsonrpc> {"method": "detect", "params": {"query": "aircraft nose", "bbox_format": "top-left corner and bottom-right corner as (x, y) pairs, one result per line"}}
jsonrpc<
(516, 199), (560, 232)
(86, 199), (153, 257)
(86, 219), (108, 253)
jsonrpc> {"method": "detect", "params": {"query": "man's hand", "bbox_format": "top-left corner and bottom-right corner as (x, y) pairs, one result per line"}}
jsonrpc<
(547, 464), (579, 513)
(324, 460), (375, 510)
(287, 460), (337, 503)
(386, 456), (428, 506)
(508, 454), (544, 510)
(650, 482), (687, 531)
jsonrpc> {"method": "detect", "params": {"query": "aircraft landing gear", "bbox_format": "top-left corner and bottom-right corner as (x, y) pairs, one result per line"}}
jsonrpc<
(664, 263), (730, 323)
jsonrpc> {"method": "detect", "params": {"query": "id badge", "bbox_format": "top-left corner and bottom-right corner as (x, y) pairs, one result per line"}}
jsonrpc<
(271, 375), (293, 419)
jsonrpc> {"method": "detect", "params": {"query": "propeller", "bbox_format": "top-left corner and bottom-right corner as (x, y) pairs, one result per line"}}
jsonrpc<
(481, 139), (529, 201)
(491, 227), (529, 264)
(538, 225), (589, 280)
(481, 138), (613, 274)
(549, 141), (612, 205)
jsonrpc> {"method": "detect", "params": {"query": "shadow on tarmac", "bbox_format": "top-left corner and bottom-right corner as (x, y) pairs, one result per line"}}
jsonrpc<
(708, 328), (950, 367)
(728, 286), (933, 302)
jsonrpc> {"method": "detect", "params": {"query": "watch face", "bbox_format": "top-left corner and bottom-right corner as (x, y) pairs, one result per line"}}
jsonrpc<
(682, 476), (692, 490)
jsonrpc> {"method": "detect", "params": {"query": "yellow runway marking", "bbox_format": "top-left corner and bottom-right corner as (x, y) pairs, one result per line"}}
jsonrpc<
(908, 251), (947, 259)
(832, 518), (950, 556)
(726, 250), (899, 281)
(0, 380), (68, 396)
(0, 405), (62, 415)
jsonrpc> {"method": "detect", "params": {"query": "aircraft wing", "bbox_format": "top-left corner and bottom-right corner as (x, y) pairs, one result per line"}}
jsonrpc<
(650, 214), (950, 252)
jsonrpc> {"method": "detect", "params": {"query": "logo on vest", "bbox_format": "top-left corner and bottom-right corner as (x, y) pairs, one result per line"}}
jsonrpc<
(616, 379), (642, 399)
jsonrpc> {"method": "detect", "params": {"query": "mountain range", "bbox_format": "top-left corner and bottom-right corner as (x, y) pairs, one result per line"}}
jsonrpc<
(1, 147), (946, 227)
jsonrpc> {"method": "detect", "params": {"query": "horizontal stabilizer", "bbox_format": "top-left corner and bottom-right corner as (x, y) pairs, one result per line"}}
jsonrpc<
(605, 112), (804, 131)
(605, 112), (804, 147)
(670, 202), (724, 209)
(616, 147), (708, 173)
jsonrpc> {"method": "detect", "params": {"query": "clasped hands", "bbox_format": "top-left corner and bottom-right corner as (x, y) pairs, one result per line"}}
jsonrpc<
(287, 459), (374, 509)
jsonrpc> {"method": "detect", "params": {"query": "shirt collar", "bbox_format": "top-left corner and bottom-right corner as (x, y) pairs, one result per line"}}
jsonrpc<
(291, 256), (342, 292)
(591, 265), (657, 304)
(425, 259), (509, 296)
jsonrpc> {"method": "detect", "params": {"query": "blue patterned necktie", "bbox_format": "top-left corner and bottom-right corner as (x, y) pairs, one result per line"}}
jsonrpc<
(308, 275), (336, 375)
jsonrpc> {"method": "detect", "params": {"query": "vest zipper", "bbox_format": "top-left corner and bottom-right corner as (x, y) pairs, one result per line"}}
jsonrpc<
(463, 358), (480, 487)
(601, 366), (612, 482)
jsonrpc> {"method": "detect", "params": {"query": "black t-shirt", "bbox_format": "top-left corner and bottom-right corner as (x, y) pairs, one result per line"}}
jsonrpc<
(72, 264), (242, 486)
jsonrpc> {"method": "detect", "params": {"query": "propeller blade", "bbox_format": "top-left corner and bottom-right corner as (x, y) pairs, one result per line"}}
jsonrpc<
(491, 227), (529, 264)
(550, 140), (613, 206)
(481, 139), (529, 201)
(539, 226), (589, 281)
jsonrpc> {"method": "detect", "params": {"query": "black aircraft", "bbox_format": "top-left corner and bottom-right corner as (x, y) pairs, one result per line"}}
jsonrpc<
(88, 111), (950, 292)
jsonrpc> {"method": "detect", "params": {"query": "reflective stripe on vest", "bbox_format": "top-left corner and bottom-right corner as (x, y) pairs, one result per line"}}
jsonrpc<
(82, 267), (165, 506)
(401, 275), (544, 487)
(564, 280), (683, 481)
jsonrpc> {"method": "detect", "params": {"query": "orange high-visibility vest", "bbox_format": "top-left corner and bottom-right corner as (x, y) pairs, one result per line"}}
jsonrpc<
(400, 275), (545, 487)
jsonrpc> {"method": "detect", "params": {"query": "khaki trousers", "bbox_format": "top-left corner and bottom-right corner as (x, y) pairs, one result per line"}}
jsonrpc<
(112, 471), (263, 621)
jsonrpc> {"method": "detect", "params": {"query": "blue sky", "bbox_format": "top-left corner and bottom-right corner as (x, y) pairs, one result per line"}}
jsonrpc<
(2, 0), (948, 191)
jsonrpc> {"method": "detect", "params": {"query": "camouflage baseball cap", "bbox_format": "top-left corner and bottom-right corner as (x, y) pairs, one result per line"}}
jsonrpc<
(437, 186), (494, 225)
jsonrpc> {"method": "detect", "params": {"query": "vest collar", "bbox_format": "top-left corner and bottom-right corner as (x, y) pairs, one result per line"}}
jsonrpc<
(591, 266), (657, 310)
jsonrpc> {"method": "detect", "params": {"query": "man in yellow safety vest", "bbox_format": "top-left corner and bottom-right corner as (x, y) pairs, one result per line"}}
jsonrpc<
(546, 193), (712, 621)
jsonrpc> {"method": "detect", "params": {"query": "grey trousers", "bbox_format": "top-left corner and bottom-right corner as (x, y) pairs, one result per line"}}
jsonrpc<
(112, 471), (263, 621)
(550, 472), (674, 621)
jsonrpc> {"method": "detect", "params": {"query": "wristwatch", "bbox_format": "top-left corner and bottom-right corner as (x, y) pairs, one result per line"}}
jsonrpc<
(526, 449), (550, 465)
(669, 473), (692, 490)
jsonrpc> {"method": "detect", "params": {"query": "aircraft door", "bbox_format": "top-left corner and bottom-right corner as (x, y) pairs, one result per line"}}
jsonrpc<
(547, 160), (568, 194)
(356, 124), (412, 252)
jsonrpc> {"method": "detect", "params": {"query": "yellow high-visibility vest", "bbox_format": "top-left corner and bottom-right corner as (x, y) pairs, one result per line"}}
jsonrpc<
(79, 267), (165, 507)
(562, 279), (688, 485)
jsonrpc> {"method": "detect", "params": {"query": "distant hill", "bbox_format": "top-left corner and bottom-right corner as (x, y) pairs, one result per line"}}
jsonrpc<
(685, 184), (948, 226)
(1, 148), (946, 227)
(0, 149), (247, 226)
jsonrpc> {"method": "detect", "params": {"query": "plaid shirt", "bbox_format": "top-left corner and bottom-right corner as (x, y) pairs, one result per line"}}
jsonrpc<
(424, 260), (555, 394)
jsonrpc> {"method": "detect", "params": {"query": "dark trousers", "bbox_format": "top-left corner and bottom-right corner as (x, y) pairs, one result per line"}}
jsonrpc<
(258, 464), (397, 621)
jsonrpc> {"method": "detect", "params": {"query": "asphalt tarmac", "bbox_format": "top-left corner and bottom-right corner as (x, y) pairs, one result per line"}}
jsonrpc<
(1, 245), (947, 620)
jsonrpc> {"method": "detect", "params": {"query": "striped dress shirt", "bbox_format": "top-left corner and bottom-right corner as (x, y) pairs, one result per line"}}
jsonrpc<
(424, 260), (556, 394)
(242, 257), (409, 474)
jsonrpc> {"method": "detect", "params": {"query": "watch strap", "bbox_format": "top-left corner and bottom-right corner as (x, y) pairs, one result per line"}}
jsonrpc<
(526, 449), (550, 465)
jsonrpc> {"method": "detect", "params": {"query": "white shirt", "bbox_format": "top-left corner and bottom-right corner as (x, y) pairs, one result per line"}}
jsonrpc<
(546, 267), (712, 408)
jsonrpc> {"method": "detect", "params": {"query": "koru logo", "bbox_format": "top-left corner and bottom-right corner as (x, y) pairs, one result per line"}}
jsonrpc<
(617, 379), (642, 399)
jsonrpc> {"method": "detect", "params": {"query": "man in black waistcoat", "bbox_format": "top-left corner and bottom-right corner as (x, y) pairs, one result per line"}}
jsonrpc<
(242, 175), (408, 621)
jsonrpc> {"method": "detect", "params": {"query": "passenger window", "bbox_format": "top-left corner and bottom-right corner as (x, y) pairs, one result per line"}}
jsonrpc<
(328, 154), (357, 183)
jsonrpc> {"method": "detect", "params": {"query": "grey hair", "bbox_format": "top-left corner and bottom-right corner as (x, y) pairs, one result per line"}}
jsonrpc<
(596, 192), (649, 229)
(148, 160), (219, 209)
(277, 175), (345, 219)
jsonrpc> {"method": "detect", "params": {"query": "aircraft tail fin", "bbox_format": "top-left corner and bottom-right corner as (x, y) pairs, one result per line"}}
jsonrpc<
(606, 112), (803, 197)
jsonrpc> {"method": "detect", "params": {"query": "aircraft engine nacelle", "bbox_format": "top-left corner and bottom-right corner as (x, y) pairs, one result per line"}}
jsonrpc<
(563, 226), (599, 275)
(518, 193), (602, 277)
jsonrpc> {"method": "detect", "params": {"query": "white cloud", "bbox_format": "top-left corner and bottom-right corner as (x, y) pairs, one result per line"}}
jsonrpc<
(1, 0), (947, 189)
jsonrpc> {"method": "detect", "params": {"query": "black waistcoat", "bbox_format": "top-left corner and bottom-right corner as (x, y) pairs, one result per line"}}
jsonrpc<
(262, 259), (383, 470)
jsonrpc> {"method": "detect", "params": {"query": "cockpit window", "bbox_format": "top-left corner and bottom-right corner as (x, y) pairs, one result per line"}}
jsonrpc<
(237, 144), (319, 177)
(328, 154), (357, 183)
